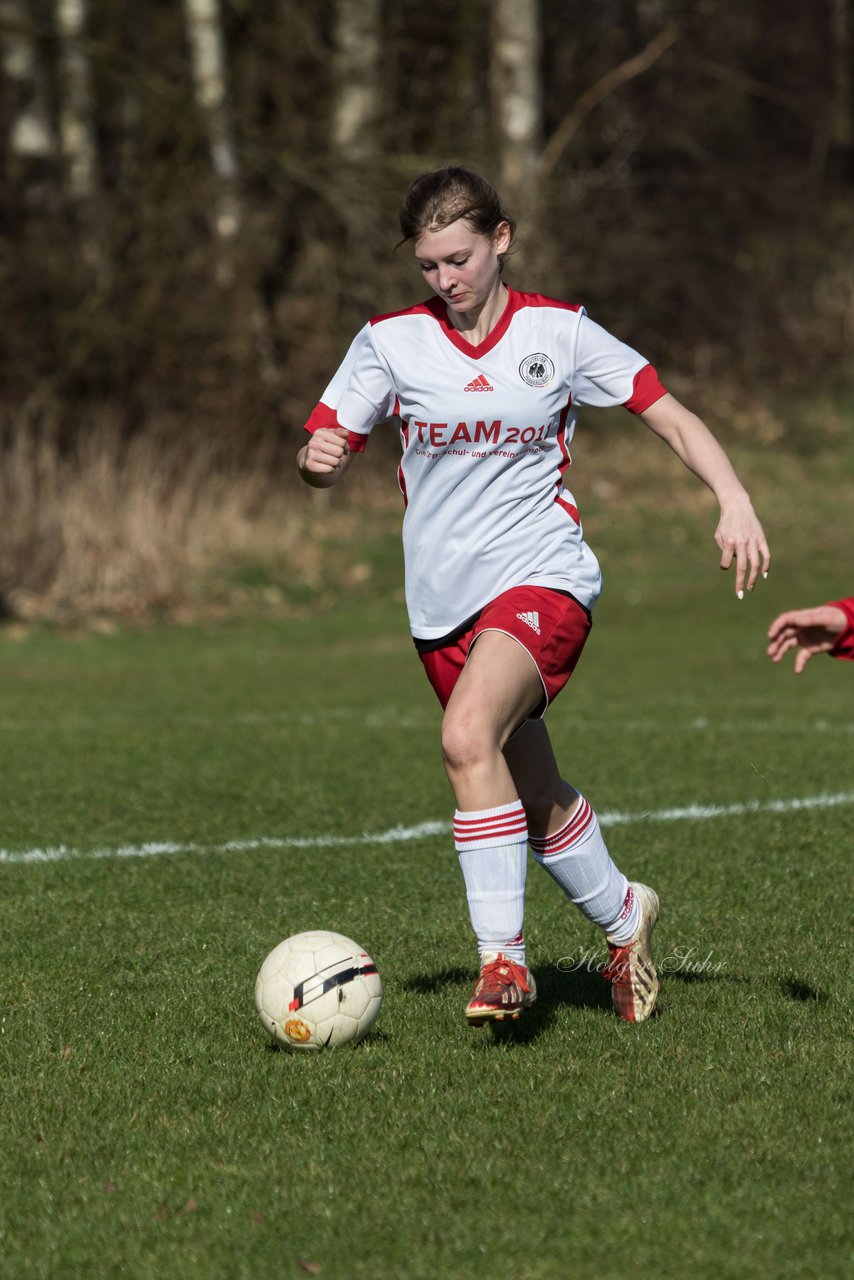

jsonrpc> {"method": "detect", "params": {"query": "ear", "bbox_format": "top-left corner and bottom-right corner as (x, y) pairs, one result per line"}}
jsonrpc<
(492, 220), (512, 256)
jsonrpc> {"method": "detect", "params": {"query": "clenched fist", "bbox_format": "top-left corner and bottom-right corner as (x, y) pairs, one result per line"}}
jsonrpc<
(298, 427), (352, 488)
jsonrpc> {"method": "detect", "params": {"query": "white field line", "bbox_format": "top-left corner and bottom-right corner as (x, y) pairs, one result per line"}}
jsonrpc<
(1, 711), (852, 733)
(2, 791), (854, 868)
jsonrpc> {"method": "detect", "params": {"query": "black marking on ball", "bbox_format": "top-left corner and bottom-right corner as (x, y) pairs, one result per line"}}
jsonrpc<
(290, 960), (378, 1011)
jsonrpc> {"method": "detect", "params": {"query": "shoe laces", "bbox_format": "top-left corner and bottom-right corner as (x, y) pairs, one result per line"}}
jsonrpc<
(480, 956), (530, 993)
(602, 944), (631, 984)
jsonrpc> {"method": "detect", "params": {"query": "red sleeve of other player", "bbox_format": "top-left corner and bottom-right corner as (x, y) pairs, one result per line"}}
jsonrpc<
(828, 597), (854, 660)
(624, 364), (668, 415)
(303, 402), (368, 453)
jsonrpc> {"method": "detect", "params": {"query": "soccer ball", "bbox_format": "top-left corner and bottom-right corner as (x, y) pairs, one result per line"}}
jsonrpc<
(255, 930), (383, 1052)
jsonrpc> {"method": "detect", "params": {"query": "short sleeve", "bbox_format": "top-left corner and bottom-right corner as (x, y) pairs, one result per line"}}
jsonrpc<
(303, 324), (397, 452)
(572, 313), (666, 413)
(829, 597), (854, 660)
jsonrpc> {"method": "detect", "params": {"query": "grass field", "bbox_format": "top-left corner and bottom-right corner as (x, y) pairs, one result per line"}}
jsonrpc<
(1, 448), (852, 1280)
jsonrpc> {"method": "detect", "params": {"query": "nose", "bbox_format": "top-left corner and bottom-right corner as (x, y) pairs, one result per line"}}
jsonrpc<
(437, 264), (457, 293)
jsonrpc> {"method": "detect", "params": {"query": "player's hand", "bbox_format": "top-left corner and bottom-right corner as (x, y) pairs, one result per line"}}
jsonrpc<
(714, 496), (771, 598)
(298, 427), (351, 487)
(766, 605), (847, 674)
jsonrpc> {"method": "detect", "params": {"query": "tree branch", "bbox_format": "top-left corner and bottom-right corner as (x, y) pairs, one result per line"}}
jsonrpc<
(539, 25), (680, 177)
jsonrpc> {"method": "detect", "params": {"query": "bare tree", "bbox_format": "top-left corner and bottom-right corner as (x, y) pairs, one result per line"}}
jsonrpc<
(0, 0), (55, 173)
(182, 0), (242, 282)
(490, 0), (543, 267)
(55, 0), (97, 203)
(53, 0), (107, 277)
(540, 23), (678, 178)
(332, 0), (382, 162)
(331, 0), (383, 322)
(832, 0), (852, 148)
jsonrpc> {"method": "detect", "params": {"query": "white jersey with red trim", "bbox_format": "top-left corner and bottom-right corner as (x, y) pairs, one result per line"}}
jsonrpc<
(304, 288), (666, 640)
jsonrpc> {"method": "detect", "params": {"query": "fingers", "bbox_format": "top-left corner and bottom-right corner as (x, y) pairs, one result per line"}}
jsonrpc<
(734, 540), (748, 598)
(745, 536), (771, 594)
(717, 533), (740, 600)
(765, 630), (816, 673)
(718, 530), (771, 598)
(717, 535), (754, 598)
(767, 612), (788, 643)
(766, 607), (844, 673)
(766, 629), (797, 662)
(305, 428), (350, 473)
(793, 647), (814, 675)
(768, 635), (815, 673)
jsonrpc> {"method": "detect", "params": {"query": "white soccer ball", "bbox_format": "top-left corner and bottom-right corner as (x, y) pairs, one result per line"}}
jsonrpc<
(255, 930), (383, 1052)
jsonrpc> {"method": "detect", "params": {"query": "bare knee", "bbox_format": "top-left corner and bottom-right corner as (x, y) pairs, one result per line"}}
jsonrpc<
(440, 708), (495, 779)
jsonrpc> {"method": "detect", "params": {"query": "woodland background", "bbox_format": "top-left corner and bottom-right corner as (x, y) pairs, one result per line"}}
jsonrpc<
(1, 0), (853, 621)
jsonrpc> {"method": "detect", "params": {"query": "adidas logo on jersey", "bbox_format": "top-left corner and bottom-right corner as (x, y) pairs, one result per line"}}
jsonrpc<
(464, 374), (494, 392)
(516, 611), (541, 634)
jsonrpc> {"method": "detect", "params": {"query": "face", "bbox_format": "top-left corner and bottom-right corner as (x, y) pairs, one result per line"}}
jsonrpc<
(414, 218), (511, 314)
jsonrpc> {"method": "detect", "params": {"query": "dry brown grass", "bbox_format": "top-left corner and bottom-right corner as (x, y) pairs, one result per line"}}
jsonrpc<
(0, 404), (331, 623)
(2, 385), (848, 626)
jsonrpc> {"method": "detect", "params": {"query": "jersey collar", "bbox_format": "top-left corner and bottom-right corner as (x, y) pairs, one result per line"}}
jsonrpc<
(423, 287), (521, 359)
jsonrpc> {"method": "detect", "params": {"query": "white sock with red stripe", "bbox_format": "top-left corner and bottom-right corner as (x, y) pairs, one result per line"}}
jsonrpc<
(454, 800), (528, 966)
(529, 795), (639, 943)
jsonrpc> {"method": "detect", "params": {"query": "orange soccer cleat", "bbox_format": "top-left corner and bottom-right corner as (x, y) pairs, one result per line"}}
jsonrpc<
(465, 954), (537, 1026)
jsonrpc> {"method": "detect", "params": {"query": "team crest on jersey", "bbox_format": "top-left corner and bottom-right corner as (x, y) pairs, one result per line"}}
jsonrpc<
(519, 353), (555, 387)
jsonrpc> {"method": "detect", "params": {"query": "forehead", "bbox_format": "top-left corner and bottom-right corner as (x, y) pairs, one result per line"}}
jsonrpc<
(413, 218), (484, 260)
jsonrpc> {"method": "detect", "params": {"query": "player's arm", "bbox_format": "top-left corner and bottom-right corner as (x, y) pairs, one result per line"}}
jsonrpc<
(638, 392), (771, 597)
(297, 323), (393, 489)
(297, 427), (354, 488)
(768, 598), (854, 671)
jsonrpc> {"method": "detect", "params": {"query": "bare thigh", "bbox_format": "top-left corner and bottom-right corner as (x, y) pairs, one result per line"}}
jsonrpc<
(439, 630), (544, 812)
(442, 629), (544, 753)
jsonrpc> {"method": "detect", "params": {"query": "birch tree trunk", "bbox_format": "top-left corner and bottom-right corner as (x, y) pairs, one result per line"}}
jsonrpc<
(832, 0), (852, 148)
(331, 0), (382, 325)
(1, 0), (55, 172)
(54, 0), (107, 276)
(331, 0), (382, 161)
(490, 0), (542, 272)
(55, 0), (97, 203)
(182, 0), (242, 283)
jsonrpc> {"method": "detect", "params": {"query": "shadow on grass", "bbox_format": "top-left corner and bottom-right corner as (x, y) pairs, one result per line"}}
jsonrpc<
(401, 961), (828, 1045)
(402, 963), (611, 1010)
(781, 977), (829, 1003)
(402, 966), (472, 996)
(262, 1029), (391, 1053)
(664, 969), (829, 1005)
(536, 961), (613, 1015)
(403, 961), (615, 1045)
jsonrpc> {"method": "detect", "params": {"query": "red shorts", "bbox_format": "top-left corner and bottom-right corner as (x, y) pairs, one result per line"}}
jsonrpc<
(418, 585), (592, 718)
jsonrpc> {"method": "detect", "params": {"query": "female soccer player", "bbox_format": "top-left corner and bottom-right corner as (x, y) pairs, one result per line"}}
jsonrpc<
(298, 166), (770, 1026)
(768, 598), (854, 670)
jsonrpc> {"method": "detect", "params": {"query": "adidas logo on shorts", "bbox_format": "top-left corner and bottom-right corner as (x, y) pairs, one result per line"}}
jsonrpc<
(464, 374), (494, 392)
(516, 611), (541, 635)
